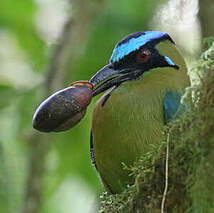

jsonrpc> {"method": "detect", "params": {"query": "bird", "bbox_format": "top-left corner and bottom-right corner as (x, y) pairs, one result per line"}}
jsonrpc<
(88, 31), (190, 194)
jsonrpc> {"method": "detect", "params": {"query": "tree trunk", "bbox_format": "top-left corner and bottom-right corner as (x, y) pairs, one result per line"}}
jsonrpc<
(199, 0), (214, 37)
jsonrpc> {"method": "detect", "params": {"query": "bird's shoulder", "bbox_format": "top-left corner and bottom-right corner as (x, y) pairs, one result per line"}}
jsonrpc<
(163, 90), (187, 123)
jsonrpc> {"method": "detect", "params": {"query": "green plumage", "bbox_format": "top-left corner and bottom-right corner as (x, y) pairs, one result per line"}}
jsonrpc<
(92, 39), (190, 193)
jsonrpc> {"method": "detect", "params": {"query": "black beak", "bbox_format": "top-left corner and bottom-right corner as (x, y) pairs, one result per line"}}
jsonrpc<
(89, 64), (140, 96)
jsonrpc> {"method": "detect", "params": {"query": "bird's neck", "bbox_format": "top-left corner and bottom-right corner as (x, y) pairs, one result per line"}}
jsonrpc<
(114, 67), (189, 97)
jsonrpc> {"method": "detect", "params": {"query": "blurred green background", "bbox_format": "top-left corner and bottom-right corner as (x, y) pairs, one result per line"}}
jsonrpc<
(0, 0), (213, 212)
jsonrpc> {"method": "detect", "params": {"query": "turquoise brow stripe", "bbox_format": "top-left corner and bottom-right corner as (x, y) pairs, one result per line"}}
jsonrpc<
(164, 56), (175, 66)
(110, 31), (167, 63)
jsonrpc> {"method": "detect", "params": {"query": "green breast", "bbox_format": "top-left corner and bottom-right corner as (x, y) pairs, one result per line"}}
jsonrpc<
(92, 68), (189, 193)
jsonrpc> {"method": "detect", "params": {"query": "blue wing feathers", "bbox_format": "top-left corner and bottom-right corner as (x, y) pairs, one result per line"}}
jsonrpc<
(163, 91), (181, 123)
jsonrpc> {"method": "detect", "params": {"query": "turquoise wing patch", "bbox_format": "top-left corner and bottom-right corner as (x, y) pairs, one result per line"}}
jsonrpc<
(163, 91), (182, 123)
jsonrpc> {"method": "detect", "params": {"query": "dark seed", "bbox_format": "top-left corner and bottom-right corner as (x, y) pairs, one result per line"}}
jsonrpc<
(32, 81), (93, 132)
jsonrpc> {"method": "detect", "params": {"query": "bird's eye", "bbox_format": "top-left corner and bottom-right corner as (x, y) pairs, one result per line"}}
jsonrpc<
(137, 49), (151, 62)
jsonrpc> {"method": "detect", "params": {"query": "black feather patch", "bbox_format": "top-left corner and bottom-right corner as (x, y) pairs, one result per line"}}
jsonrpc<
(90, 130), (97, 169)
(101, 93), (111, 107)
(117, 31), (146, 46)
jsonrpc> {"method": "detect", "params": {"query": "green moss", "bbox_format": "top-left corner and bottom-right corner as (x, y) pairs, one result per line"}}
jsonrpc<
(99, 38), (214, 213)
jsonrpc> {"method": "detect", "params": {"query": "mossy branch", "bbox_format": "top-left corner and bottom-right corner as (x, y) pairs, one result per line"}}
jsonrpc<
(99, 38), (214, 213)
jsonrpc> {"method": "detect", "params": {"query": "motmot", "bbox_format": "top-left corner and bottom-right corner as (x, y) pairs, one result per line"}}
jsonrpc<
(32, 31), (190, 194)
(89, 31), (190, 194)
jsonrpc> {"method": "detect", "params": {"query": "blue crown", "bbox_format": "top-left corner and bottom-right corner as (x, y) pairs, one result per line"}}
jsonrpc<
(110, 31), (168, 63)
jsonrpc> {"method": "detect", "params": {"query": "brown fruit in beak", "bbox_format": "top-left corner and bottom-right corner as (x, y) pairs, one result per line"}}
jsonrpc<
(32, 81), (93, 132)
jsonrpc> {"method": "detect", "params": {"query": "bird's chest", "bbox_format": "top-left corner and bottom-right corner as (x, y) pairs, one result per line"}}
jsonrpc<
(92, 81), (166, 192)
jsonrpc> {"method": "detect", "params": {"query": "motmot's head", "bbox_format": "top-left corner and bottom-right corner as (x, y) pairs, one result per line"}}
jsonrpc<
(90, 31), (187, 96)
